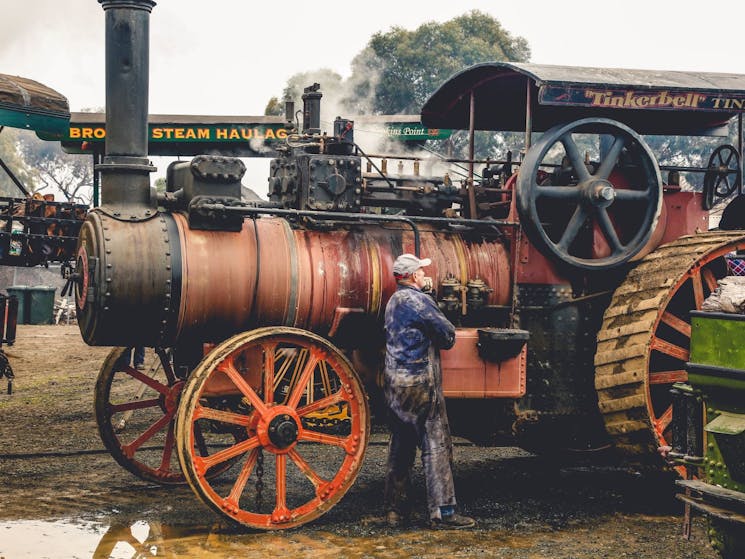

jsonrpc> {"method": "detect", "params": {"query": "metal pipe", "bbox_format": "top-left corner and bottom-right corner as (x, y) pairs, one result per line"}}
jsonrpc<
(97, 0), (156, 215)
(302, 83), (322, 134)
(524, 80), (533, 150)
(739, 114), (743, 196)
(195, 204), (516, 258)
(467, 90), (477, 219)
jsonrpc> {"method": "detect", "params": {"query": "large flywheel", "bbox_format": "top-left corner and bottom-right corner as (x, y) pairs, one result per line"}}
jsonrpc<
(175, 327), (369, 530)
(595, 231), (745, 474)
(517, 118), (663, 270)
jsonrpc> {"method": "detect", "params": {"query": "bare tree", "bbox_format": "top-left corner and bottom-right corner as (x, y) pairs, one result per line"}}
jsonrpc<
(19, 133), (93, 205)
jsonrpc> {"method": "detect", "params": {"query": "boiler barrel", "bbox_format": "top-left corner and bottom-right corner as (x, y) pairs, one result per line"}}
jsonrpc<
(75, 212), (511, 347)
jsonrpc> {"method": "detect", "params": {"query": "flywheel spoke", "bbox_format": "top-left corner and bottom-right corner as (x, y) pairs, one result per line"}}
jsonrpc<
(595, 135), (625, 179)
(561, 134), (591, 182)
(160, 420), (176, 472)
(557, 206), (587, 250)
(263, 342), (276, 404)
(613, 189), (651, 202)
(596, 208), (623, 254)
(300, 429), (348, 448)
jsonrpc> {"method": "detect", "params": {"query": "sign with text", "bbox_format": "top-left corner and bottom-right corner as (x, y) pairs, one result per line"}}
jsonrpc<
(539, 85), (745, 112)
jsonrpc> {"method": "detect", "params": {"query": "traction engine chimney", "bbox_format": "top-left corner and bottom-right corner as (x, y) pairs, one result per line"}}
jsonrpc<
(98, 0), (156, 216)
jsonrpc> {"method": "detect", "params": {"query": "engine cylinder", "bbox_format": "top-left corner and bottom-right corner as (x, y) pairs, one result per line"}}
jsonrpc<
(76, 213), (511, 347)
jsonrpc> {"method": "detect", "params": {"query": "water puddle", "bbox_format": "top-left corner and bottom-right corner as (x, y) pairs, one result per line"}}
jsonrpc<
(0, 518), (533, 559)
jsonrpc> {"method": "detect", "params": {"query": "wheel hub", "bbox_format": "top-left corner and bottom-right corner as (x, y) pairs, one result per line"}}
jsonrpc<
(583, 179), (615, 208)
(256, 405), (301, 452)
(268, 414), (299, 448)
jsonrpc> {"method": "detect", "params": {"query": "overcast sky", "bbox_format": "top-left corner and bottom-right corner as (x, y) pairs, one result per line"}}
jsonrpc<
(3, 0), (745, 191)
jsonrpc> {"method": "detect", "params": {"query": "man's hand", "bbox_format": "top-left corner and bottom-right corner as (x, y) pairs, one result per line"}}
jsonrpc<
(422, 277), (436, 299)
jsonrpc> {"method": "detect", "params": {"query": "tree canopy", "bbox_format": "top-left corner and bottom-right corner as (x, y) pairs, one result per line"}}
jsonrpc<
(351, 10), (530, 115)
(267, 11), (530, 119)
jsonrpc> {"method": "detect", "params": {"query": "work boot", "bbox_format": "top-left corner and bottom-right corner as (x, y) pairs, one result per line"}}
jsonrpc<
(430, 513), (476, 529)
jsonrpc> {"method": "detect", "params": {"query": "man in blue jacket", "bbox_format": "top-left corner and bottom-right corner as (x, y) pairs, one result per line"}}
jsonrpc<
(383, 253), (475, 529)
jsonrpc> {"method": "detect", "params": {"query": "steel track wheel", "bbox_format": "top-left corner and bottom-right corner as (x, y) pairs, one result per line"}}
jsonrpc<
(595, 231), (745, 475)
(517, 118), (662, 270)
(703, 144), (741, 210)
(175, 327), (369, 530)
(95, 347), (236, 484)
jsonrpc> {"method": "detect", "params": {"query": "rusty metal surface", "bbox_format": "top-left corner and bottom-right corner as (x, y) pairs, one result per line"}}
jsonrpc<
(173, 212), (257, 340)
(77, 213), (512, 348)
(76, 210), (177, 347)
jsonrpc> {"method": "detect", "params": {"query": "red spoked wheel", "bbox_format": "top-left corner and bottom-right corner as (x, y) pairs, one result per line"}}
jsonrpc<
(95, 347), (236, 485)
(175, 327), (369, 530)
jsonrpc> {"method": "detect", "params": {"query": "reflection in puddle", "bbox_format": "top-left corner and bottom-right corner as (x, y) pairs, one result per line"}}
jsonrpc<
(0, 520), (106, 559)
(0, 519), (533, 559)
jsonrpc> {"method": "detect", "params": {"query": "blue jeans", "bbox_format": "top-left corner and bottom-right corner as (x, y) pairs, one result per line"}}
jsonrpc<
(118, 346), (145, 367)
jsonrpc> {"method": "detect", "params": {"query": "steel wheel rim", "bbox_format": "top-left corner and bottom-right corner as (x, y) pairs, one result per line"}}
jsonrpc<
(175, 327), (369, 530)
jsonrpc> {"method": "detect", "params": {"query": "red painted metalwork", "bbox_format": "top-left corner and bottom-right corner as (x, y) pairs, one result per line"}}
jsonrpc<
(169, 217), (511, 343)
(658, 192), (709, 246)
(441, 329), (526, 398)
(176, 327), (368, 530)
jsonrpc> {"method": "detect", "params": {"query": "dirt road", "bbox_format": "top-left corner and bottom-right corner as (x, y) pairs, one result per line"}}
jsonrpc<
(0, 325), (718, 558)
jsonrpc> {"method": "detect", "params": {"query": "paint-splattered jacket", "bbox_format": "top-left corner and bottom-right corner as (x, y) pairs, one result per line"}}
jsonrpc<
(384, 284), (456, 373)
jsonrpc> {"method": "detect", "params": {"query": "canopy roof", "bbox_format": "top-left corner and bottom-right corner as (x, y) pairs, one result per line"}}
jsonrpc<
(0, 73), (69, 135)
(421, 63), (745, 136)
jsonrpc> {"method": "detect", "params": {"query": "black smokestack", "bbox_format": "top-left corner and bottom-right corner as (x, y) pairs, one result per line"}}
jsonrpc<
(302, 83), (322, 134)
(97, 0), (156, 216)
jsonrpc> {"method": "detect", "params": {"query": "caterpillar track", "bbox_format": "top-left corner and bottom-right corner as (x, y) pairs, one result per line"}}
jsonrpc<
(595, 231), (745, 467)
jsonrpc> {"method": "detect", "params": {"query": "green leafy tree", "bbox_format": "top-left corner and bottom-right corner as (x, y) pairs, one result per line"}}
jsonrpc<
(348, 10), (530, 115)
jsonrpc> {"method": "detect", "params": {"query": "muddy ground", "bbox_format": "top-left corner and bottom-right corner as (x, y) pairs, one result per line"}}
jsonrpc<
(0, 325), (719, 558)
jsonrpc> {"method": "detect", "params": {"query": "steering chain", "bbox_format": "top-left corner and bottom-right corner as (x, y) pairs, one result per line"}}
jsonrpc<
(255, 447), (264, 511)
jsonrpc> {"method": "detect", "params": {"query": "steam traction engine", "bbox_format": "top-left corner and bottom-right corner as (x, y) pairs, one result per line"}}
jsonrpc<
(77, 0), (745, 529)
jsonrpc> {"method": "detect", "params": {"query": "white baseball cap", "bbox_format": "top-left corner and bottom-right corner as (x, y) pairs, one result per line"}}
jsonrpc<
(393, 253), (432, 277)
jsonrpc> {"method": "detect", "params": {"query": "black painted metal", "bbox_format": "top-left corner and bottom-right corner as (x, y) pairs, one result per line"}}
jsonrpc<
(97, 0), (156, 214)
(302, 83), (322, 134)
